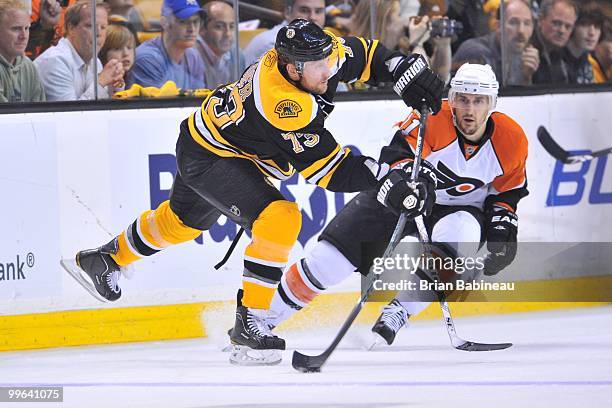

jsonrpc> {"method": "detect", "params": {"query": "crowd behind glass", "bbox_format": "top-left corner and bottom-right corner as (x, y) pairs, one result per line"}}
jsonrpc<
(0, 0), (610, 103)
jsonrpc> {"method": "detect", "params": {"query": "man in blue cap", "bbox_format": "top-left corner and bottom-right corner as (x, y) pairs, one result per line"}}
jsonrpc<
(127, 0), (206, 89)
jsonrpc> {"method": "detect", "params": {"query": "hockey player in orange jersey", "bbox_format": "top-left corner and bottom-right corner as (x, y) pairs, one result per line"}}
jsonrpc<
(266, 63), (529, 347)
(60, 19), (445, 365)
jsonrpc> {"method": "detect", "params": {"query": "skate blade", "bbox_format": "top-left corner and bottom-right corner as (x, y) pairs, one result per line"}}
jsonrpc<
(229, 345), (282, 366)
(60, 258), (109, 304)
(366, 331), (389, 351)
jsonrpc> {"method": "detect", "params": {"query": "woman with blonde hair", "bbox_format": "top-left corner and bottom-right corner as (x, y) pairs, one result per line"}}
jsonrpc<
(350, 0), (451, 82)
(99, 21), (136, 94)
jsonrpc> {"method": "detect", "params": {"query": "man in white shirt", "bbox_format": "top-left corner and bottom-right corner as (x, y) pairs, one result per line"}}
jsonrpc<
(243, 0), (325, 66)
(34, 0), (125, 101)
(195, 0), (245, 88)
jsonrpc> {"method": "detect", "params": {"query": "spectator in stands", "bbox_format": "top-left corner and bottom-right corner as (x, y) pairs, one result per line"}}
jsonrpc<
(350, 0), (452, 83)
(104, 0), (143, 32)
(100, 22), (136, 94)
(35, 0), (125, 100)
(563, 2), (603, 84)
(27, 0), (65, 60)
(195, 0), (245, 88)
(0, 0), (46, 102)
(591, 18), (611, 83)
(532, 0), (577, 84)
(351, 0), (409, 51)
(447, 0), (496, 52)
(243, 0), (325, 66)
(127, 0), (205, 89)
(453, 0), (540, 86)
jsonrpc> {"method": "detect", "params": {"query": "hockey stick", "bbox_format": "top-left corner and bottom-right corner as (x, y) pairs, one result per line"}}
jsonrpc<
(413, 267), (512, 351)
(291, 212), (409, 372)
(291, 104), (430, 373)
(214, 228), (244, 270)
(537, 126), (612, 164)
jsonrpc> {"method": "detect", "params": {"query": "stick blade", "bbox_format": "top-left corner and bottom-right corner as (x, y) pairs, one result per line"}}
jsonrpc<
(537, 126), (571, 163)
(455, 341), (513, 352)
(292, 350), (324, 373)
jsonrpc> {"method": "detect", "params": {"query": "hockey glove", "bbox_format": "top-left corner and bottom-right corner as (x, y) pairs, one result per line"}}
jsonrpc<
(391, 54), (444, 114)
(483, 205), (518, 276)
(377, 160), (437, 218)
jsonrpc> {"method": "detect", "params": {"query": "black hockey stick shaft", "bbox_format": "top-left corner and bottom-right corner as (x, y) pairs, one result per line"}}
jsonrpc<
(292, 104), (430, 373)
(537, 126), (612, 164)
(291, 212), (409, 372)
(214, 228), (244, 270)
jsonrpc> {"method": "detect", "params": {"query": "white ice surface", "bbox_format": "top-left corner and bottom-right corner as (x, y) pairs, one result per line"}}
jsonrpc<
(1, 306), (611, 408)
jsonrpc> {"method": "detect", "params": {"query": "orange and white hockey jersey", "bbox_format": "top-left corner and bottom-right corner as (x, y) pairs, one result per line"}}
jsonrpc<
(379, 101), (529, 211)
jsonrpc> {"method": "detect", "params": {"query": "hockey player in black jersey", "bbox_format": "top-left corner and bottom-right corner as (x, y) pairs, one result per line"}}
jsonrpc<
(61, 19), (444, 365)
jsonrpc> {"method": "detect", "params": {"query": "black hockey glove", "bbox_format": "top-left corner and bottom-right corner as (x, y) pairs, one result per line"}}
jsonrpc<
(391, 54), (444, 114)
(377, 160), (437, 218)
(483, 205), (518, 276)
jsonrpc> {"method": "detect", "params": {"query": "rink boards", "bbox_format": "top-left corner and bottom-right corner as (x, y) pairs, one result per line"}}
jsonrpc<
(1, 91), (611, 351)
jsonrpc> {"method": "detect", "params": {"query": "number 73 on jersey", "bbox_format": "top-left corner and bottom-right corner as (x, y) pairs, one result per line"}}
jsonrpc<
(282, 132), (320, 153)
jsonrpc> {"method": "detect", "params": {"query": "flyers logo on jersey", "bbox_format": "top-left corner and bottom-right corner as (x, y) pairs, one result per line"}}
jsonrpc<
(435, 162), (484, 196)
(275, 100), (302, 118)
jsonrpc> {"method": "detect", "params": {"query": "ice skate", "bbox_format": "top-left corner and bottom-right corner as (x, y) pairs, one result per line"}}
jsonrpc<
(229, 304), (285, 366)
(60, 238), (122, 302)
(369, 299), (410, 349)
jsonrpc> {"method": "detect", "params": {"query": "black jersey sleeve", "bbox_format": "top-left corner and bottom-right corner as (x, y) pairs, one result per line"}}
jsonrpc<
(334, 35), (401, 86)
(262, 114), (379, 193)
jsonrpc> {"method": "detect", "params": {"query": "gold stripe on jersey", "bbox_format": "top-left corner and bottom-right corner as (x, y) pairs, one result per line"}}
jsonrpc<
(189, 108), (296, 180)
(253, 50), (317, 131)
(300, 144), (341, 179)
(315, 147), (351, 189)
(357, 38), (379, 82)
(188, 114), (238, 158)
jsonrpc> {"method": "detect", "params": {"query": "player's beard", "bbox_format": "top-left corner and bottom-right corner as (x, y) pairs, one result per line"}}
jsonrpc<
(300, 77), (329, 94)
(453, 109), (488, 140)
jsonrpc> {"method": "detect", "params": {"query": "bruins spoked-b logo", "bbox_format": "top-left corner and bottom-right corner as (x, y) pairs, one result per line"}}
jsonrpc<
(275, 100), (302, 118)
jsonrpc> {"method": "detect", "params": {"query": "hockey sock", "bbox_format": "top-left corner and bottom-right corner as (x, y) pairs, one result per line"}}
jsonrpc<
(268, 240), (356, 327)
(111, 200), (201, 266)
(242, 201), (301, 309)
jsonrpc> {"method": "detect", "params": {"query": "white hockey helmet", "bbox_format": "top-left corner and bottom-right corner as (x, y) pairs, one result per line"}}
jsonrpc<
(448, 63), (499, 111)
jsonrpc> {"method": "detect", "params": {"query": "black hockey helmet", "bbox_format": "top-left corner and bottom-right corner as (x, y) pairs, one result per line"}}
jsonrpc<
(275, 19), (333, 66)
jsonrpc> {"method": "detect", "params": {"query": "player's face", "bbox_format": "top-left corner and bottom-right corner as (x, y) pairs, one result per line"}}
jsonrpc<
(299, 57), (333, 94)
(0, 8), (30, 64)
(451, 93), (491, 136)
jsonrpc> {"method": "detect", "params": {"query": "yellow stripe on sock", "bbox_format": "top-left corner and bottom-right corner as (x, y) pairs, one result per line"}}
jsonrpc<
(242, 281), (277, 309)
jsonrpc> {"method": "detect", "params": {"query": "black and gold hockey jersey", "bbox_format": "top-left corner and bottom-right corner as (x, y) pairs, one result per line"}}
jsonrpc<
(186, 32), (399, 193)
